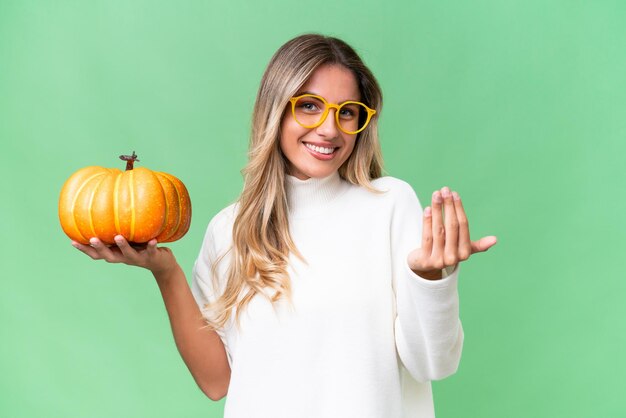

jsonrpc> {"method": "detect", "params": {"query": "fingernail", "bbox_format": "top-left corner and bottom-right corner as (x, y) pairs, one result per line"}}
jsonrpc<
(442, 187), (450, 198)
(114, 235), (123, 243)
(452, 191), (460, 201)
(433, 191), (442, 203)
(424, 207), (432, 217)
(89, 238), (99, 247)
(71, 241), (79, 248)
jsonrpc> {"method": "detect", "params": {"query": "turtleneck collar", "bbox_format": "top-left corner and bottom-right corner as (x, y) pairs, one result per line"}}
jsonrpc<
(285, 171), (351, 218)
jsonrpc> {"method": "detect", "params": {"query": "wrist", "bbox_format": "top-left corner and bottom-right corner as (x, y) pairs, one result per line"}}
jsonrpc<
(152, 262), (182, 285)
(411, 268), (443, 280)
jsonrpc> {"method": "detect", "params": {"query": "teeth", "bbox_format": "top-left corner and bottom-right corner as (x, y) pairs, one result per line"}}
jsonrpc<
(305, 143), (335, 155)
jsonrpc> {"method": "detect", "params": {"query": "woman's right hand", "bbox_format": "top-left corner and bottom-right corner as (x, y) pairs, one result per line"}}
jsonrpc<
(72, 235), (178, 278)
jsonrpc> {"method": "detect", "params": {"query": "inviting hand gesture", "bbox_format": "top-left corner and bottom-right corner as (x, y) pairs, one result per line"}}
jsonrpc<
(408, 186), (497, 280)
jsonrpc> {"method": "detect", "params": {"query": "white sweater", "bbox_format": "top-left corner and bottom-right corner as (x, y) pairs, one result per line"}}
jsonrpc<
(191, 171), (464, 418)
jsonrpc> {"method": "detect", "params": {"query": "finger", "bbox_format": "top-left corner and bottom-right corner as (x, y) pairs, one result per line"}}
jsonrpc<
(89, 238), (121, 263)
(407, 247), (427, 273)
(421, 206), (433, 256)
(452, 191), (472, 260)
(430, 190), (444, 268)
(72, 240), (102, 260)
(441, 186), (459, 266)
(147, 239), (158, 256)
(113, 235), (140, 262)
(471, 235), (498, 254)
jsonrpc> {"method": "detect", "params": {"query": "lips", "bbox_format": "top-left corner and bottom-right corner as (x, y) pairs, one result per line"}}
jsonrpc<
(303, 142), (338, 155)
(302, 141), (338, 160)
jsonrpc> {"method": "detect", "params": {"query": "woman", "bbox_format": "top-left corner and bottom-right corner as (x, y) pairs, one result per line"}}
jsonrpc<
(73, 34), (497, 417)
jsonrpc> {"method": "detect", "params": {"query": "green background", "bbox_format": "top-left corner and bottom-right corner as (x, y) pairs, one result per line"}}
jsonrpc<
(1, 1), (624, 417)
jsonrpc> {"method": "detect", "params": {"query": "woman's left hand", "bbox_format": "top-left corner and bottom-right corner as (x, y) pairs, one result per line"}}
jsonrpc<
(407, 186), (497, 280)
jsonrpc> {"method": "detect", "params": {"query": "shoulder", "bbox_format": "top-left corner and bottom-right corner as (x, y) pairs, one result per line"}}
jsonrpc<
(199, 202), (238, 253)
(207, 202), (238, 234)
(371, 176), (415, 193)
(363, 176), (424, 218)
(370, 176), (420, 205)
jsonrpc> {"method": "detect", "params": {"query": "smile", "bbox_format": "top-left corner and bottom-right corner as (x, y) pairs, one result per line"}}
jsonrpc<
(303, 142), (337, 155)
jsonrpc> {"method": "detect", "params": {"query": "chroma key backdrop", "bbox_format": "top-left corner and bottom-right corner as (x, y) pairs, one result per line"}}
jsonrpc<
(1, 1), (624, 417)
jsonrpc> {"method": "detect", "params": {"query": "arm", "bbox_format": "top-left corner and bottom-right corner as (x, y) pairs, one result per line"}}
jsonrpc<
(154, 264), (231, 401)
(391, 182), (464, 382)
(72, 237), (231, 401)
(394, 184), (497, 382)
(394, 262), (464, 382)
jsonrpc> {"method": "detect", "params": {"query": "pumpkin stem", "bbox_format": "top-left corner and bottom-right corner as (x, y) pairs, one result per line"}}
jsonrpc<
(119, 151), (139, 170)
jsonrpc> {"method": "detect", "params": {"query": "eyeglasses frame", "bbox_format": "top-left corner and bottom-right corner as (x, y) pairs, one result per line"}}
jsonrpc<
(288, 94), (377, 135)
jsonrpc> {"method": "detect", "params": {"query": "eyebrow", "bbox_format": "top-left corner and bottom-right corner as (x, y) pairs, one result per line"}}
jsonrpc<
(297, 90), (361, 103)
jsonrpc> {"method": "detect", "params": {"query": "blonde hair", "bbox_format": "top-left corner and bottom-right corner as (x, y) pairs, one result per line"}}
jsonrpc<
(203, 34), (384, 331)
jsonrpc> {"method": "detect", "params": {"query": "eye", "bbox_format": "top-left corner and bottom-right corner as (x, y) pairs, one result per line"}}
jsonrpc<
(338, 105), (359, 119)
(295, 97), (324, 114)
(300, 102), (320, 112)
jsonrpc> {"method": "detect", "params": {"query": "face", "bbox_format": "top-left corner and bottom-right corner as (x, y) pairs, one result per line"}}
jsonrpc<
(280, 64), (361, 180)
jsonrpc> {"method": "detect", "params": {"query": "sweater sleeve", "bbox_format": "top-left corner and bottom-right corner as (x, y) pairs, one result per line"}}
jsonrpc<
(190, 208), (234, 367)
(190, 218), (220, 310)
(390, 181), (464, 383)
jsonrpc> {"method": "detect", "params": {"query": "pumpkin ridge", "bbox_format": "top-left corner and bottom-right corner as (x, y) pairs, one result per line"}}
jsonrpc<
(159, 171), (190, 243)
(114, 172), (122, 236)
(129, 170), (135, 242)
(155, 173), (171, 240)
(170, 176), (182, 238)
(155, 172), (178, 242)
(87, 171), (108, 239)
(71, 171), (106, 243)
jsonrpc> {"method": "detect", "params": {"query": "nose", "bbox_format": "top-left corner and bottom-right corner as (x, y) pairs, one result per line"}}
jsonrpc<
(315, 108), (340, 138)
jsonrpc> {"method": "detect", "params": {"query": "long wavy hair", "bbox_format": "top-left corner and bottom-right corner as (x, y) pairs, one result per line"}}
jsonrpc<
(202, 34), (384, 331)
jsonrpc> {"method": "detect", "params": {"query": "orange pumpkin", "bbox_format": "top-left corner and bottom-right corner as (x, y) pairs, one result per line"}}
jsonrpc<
(59, 152), (191, 245)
